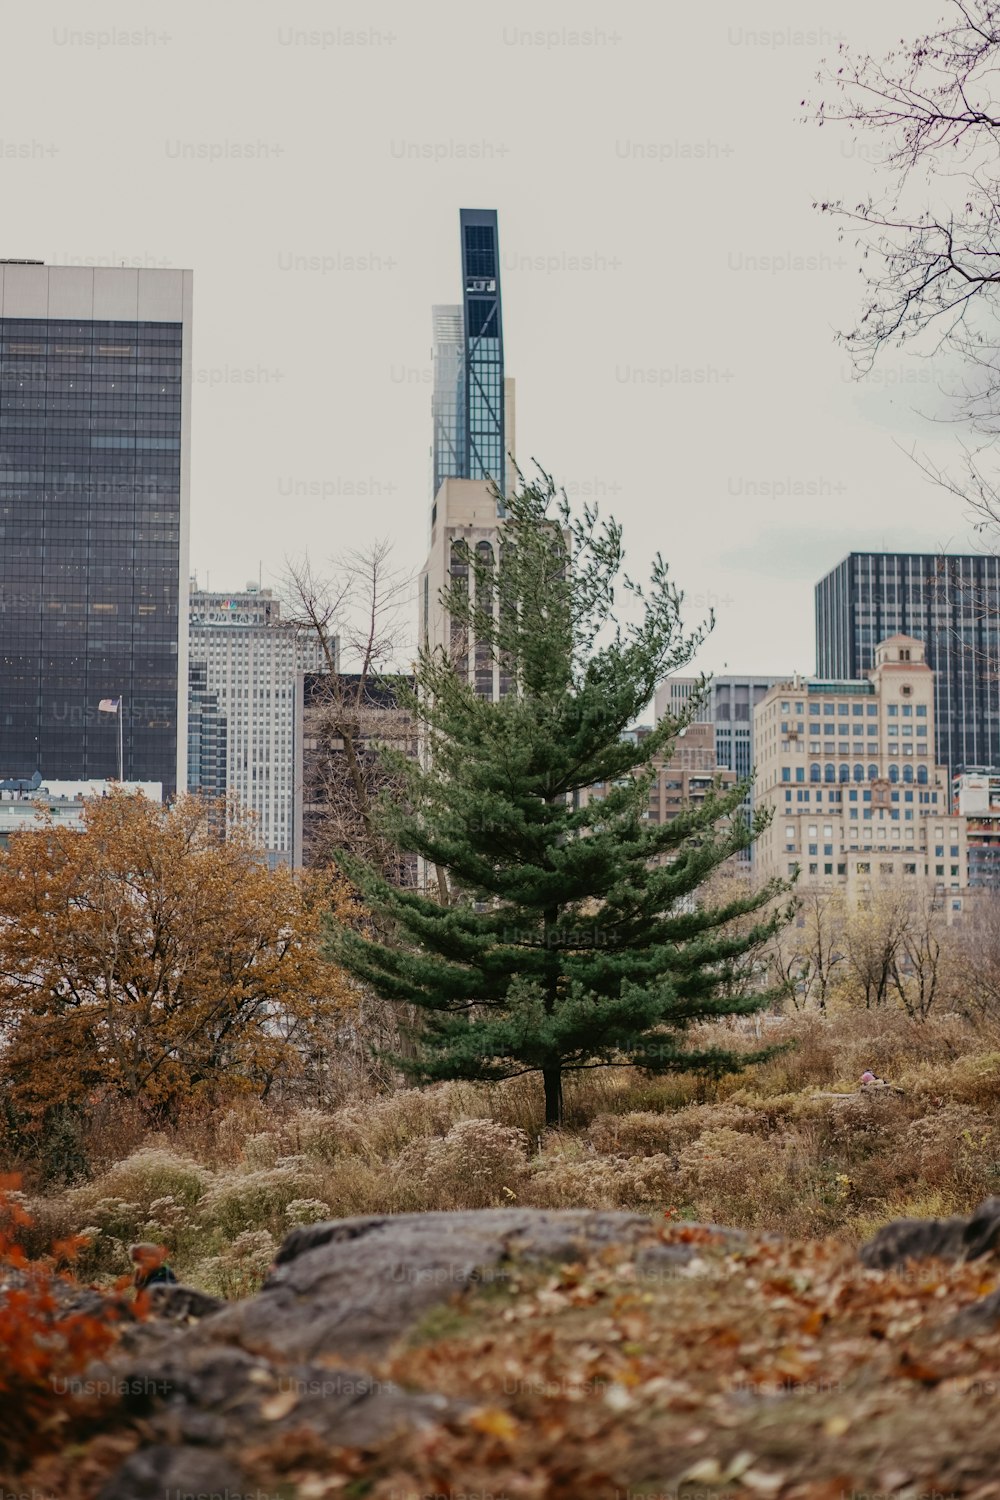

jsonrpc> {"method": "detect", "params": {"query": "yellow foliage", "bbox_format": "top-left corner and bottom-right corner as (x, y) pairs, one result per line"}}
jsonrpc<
(0, 790), (354, 1124)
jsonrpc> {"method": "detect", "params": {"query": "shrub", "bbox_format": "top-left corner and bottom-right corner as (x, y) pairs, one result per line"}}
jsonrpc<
(525, 1154), (623, 1210)
(65, 1148), (212, 1217)
(197, 1156), (324, 1240)
(587, 1112), (672, 1158)
(284, 1197), (333, 1227)
(905, 1105), (1000, 1191)
(394, 1119), (530, 1210)
(195, 1228), (278, 1299)
(0, 1176), (130, 1466)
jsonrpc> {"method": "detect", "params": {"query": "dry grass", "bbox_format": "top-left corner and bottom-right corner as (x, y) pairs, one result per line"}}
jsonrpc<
(20, 1009), (1000, 1292)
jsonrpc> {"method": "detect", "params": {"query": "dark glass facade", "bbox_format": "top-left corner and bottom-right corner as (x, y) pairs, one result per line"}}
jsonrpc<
(431, 211), (506, 512)
(460, 210), (505, 500)
(0, 316), (183, 789)
(815, 552), (1000, 778)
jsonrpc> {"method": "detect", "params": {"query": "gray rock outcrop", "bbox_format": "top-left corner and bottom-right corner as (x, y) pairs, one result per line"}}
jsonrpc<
(858, 1195), (1000, 1270)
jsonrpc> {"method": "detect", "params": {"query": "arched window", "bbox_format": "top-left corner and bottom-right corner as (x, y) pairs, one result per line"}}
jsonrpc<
(839, 763), (850, 782)
(868, 764), (878, 781)
(824, 763), (835, 783)
(853, 763), (864, 783)
(917, 764), (928, 785)
(902, 764), (914, 784)
(888, 764), (899, 783)
(809, 763), (821, 783)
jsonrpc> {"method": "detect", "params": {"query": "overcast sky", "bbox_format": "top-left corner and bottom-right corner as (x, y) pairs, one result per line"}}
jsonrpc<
(4, 0), (977, 683)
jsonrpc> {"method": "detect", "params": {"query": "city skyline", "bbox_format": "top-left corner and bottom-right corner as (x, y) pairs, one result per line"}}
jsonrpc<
(0, 0), (970, 684)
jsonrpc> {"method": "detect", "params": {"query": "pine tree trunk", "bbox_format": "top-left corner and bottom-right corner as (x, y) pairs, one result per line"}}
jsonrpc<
(543, 1065), (563, 1128)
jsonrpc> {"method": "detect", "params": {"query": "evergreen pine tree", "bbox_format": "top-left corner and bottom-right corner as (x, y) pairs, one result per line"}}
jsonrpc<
(328, 472), (791, 1126)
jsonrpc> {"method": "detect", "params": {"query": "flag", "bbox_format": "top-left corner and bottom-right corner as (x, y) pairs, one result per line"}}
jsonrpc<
(98, 698), (120, 714)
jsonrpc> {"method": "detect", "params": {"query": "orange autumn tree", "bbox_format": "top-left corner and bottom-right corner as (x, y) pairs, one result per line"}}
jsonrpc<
(0, 789), (352, 1125)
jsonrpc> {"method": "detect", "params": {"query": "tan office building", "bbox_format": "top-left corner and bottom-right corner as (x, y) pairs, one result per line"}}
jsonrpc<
(754, 636), (966, 911)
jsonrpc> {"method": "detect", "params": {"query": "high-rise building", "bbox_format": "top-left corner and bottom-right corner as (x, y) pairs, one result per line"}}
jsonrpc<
(952, 768), (1000, 890)
(0, 262), (192, 793)
(754, 635), (965, 910)
(431, 304), (464, 500)
(421, 478), (516, 701)
(430, 210), (514, 521)
(423, 211), (517, 699)
(815, 552), (1000, 779)
(187, 658), (227, 802)
(188, 585), (328, 866)
(296, 670), (418, 876)
(654, 673), (788, 858)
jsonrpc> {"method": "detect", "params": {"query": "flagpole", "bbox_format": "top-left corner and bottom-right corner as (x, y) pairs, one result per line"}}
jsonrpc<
(118, 697), (123, 783)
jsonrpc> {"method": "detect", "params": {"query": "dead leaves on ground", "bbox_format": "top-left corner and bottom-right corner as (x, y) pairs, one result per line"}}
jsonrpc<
(357, 1227), (1000, 1497)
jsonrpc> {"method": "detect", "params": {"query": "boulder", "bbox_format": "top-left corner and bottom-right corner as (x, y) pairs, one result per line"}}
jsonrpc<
(98, 1444), (249, 1500)
(87, 1208), (735, 1496)
(202, 1206), (718, 1360)
(859, 1196), (1000, 1270)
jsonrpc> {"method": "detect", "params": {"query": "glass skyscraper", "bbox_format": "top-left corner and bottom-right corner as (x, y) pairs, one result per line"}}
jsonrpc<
(431, 209), (506, 512)
(816, 551), (1000, 778)
(431, 304), (464, 497)
(0, 264), (192, 793)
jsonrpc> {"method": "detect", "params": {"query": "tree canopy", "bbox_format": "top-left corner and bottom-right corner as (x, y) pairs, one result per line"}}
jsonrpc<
(327, 472), (790, 1125)
(0, 790), (351, 1127)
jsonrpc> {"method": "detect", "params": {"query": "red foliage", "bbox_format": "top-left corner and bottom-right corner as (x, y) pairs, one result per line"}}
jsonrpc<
(0, 1174), (131, 1469)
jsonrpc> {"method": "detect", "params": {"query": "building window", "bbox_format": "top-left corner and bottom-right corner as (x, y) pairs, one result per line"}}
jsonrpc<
(810, 763), (820, 782)
(824, 763), (835, 783)
(868, 764), (878, 781)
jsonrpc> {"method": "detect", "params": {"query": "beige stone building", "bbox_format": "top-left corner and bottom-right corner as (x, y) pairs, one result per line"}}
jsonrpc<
(418, 376), (517, 701)
(754, 636), (966, 912)
(419, 475), (509, 700)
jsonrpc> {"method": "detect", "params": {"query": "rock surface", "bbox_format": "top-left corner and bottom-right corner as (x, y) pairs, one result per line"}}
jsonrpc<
(30, 1202), (1000, 1496)
(95, 1207), (711, 1497)
(858, 1195), (1000, 1270)
(97, 1444), (250, 1500)
(207, 1207), (710, 1359)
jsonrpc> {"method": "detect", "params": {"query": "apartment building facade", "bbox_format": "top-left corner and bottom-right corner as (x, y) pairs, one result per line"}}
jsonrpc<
(754, 635), (965, 911)
(188, 585), (327, 866)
